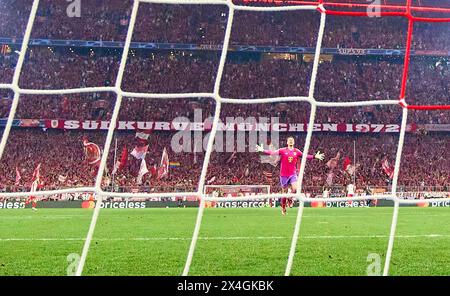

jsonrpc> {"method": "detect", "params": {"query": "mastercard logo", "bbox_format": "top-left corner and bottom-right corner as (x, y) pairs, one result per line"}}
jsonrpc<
(311, 201), (324, 208)
(81, 200), (95, 209)
(417, 201), (429, 208)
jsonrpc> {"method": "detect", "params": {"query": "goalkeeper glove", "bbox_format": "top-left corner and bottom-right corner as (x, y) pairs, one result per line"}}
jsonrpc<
(315, 151), (325, 161)
(255, 143), (264, 153)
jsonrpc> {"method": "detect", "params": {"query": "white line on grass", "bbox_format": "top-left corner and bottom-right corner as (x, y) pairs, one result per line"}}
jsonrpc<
(3, 213), (448, 220)
(1, 234), (450, 242)
(0, 215), (89, 220)
(301, 214), (450, 218)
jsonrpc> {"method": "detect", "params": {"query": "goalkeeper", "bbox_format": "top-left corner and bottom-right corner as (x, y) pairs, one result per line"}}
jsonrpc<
(256, 136), (324, 215)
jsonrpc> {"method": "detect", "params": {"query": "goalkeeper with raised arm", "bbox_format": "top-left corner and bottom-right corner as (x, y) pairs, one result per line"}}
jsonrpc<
(256, 136), (324, 215)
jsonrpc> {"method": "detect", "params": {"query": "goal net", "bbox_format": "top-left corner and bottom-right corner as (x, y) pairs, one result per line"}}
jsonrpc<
(0, 0), (449, 276)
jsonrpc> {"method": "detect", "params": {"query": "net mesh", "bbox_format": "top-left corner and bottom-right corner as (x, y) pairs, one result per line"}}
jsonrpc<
(0, 0), (449, 276)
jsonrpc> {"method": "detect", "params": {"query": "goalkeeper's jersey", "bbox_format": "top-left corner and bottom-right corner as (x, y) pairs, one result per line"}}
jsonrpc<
(264, 147), (313, 177)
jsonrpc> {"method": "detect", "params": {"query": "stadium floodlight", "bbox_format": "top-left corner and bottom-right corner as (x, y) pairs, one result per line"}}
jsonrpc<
(0, 0), (449, 277)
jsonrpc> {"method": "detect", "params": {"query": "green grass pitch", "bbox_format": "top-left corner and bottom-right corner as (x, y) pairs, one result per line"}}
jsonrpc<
(0, 207), (449, 276)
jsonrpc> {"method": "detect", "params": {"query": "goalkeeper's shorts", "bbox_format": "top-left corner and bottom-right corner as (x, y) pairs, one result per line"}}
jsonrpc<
(280, 174), (298, 188)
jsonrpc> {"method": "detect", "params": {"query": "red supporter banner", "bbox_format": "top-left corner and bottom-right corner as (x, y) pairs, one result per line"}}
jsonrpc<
(39, 119), (424, 133)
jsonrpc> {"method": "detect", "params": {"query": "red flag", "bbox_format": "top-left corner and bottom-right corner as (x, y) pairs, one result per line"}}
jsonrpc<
(82, 137), (101, 166)
(136, 159), (149, 185)
(343, 157), (351, 171)
(131, 145), (148, 160)
(382, 159), (394, 179)
(32, 163), (41, 182)
(157, 148), (169, 179)
(343, 157), (357, 176)
(112, 146), (128, 174)
(150, 164), (158, 178)
(15, 167), (21, 186)
(136, 129), (151, 140)
(30, 163), (42, 193)
(135, 129), (151, 146)
(119, 146), (128, 169)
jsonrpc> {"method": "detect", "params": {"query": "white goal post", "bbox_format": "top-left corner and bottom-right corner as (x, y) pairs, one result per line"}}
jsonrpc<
(1, 0), (449, 277)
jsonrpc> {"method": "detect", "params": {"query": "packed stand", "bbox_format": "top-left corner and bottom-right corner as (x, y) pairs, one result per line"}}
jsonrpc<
(0, 129), (448, 193)
(3, 1), (450, 49)
(0, 48), (448, 124)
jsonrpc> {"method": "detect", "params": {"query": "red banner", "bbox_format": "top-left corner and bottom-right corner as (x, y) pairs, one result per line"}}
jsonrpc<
(41, 119), (422, 133)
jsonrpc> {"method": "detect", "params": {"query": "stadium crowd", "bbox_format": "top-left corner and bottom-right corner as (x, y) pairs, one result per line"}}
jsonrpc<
(0, 48), (448, 124)
(0, 0), (448, 194)
(3, 0), (450, 50)
(0, 128), (447, 193)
